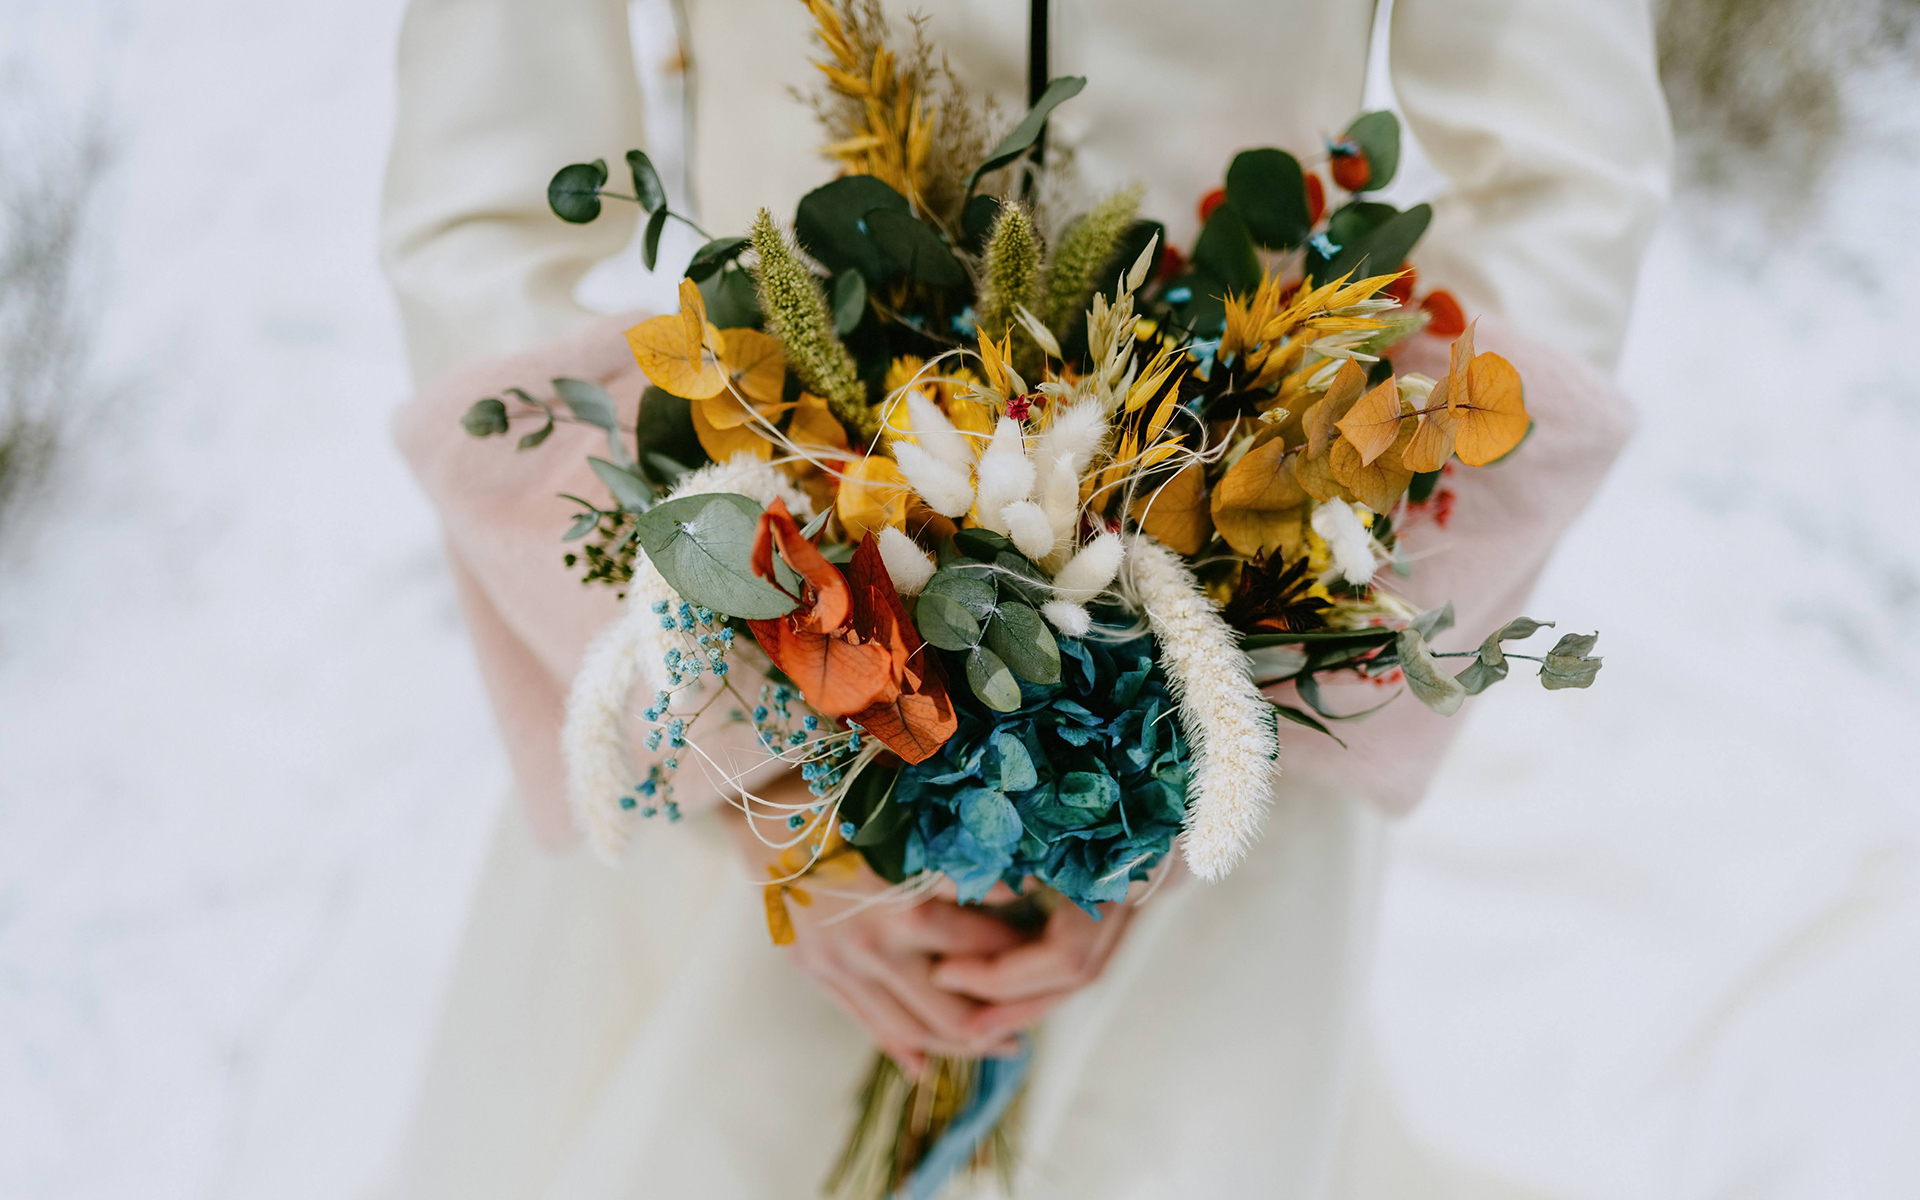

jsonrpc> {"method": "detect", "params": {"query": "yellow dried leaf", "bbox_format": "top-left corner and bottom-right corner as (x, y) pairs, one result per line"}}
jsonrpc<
(1293, 446), (1351, 504)
(1307, 360), (1369, 458)
(627, 281), (725, 400)
(837, 454), (910, 541)
(1334, 377), (1406, 466)
(1143, 391), (1180, 443)
(1443, 321), (1476, 417)
(1128, 461), (1212, 555)
(1452, 352), (1529, 466)
(764, 880), (795, 946)
(1210, 437), (1307, 558)
(1330, 419), (1417, 512)
(789, 392), (850, 454)
(719, 327), (787, 406)
(1402, 393), (1458, 473)
(1124, 344), (1183, 414)
(693, 397), (773, 461)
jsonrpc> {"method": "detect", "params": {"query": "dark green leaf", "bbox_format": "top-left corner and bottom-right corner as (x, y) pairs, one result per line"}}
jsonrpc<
(1240, 627), (1396, 651)
(461, 397), (509, 437)
(965, 76), (1087, 191)
(843, 764), (910, 883)
(1324, 203), (1432, 284)
(960, 195), (1002, 254)
(642, 205), (669, 270)
(831, 270), (868, 336)
(1396, 628), (1466, 715)
(794, 175), (910, 278)
(1540, 632), (1603, 690)
(1342, 111), (1402, 192)
(699, 265), (762, 329)
(1271, 702), (1347, 748)
(923, 571), (997, 620)
(984, 599), (1060, 684)
(965, 645), (1022, 712)
(915, 589), (982, 650)
(548, 159), (608, 224)
(633, 492), (796, 620)
(685, 236), (750, 282)
(1246, 644), (1309, 684)
(643, 452), (692, 485)
(625, 149), (666, 212)
(1293, 671), (1402, 720)
(864, 208), (966, 286)
(589, 457), (653, 512)
(517, 417), (554, 450)
(1191, 205), (1262, 296)
(1326, 201), (1397, 249)
(1225, 148), (1311, 250)
(1408, 469), (1441, 504)
(991, 551), (1052, 606)
(633, 386), (703, 470)
(951, 527), (1016, 561)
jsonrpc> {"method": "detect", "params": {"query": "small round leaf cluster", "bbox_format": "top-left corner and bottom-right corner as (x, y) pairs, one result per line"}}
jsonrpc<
(886, 621), (1189, 914)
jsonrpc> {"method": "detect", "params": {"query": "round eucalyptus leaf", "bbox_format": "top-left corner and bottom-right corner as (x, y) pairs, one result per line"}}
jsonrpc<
(626, 149), (667, 212)
(965, 645), (1022, 713)
(1225, 148), (1310, 250)
(634, 493), (796, 620)
(794, 175), (910, 278)
(700, 265), (763, 330)
(864, 208), (966, 286)
(831, 270), (868, 336)
(685, 236), (750, 282)
(914, 589), (982, 651)
(548, 160), (608, 224)
(1191, 205), (1262, 296)
(1341, 111), (1401, 192)
(460, 397), (509, 437)
(984, 599), (1060, 684)
(589, 457), (654, 512)
(922, 570), (997, 620)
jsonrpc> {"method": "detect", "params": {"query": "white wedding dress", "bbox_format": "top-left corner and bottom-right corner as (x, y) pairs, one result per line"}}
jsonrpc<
(368, 1), (1670, 1196)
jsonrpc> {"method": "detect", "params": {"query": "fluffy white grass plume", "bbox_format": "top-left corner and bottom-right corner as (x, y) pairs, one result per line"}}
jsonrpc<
(1041, 599), (1091, 636)
(1002, 500), (1055, 560)
(1310, 498), (1377, 586)
(877, 525), (936, 594)
(892, 440), (974, 517)
(563, 454), (811, 862)
(1121, 534), (1278, 881)
(1051, 532), (1124, 603)
(905, 389), (973, 473)
(974, 416), (1035, 532)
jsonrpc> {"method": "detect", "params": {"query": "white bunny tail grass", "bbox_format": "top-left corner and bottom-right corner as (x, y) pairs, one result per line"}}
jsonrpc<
(892, 440), (975, 518)
(1041, 599), (1092, 637)
(877, 525), (936, 594)
(973, 416), (1035, 531)
(1310, 498), (1377, 586)
(1121, 534), (1278, 881)
(1002, 500), (1055, 560)
(905, 389), (974, 474)
(1051, 531), (1124, 603)
(562, 454), (809, 861)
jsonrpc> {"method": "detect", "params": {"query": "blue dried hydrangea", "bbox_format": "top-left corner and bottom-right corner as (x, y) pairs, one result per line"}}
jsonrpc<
(890, 625), (1189, 914)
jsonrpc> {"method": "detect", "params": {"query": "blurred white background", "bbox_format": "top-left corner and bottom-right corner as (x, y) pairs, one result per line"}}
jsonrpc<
(0, 1), (1915, 1197)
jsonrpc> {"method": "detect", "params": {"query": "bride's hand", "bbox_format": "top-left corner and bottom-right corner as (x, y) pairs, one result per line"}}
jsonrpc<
(721, 786), (1026, 1076)
(929, 897), (1135, 1045)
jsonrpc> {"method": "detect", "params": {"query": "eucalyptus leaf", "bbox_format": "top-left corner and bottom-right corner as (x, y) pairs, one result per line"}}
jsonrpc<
(563, 510), (601, 542)
(589, 457), (654, 512)
(1342, 111), (1402, 192)
(960, 194), (1002, 254)
(1271, 702), (1347, 748)
(1456, 617), (1553, 695)
(633, 386), (703, 470)
(633, 493), (796, 620)
(1540, 632), (1603, 690)
(1246, 644), (1310, 684)
(685, 236), (749, 282)
(914, 589), (983, 651)
(1326, 201), (1397, 249)
(1322, 203), (1432, 284)
(461, 397), (509, 437)
(951, 527), (1016, 561)
(642, 205), (669, 270)
(965, 645), (1022, 713)
(1411, 602), (1456, 640)
(831, 270), (868, 336)
(555, 376), (634, 466)
(992, 551), (1053, 606)
(959, 788), (1023, 849)
(794, 175), (910, 278)
(984, 599), (1060, 684)
(1191, 205), (1262, 295)
(547, 159), (607, 224)
(865, 208), (966, 286)
(965, 76), (1087, 191)
(625, 149), (667, 212)
(923, 571), (997, 620)
(1395, 628), (1466, 716)
(643, 452), (691, 485)
(1225, 148), (1311, 250)
(517, 417), (554, 450)
(700, 265), (762, 330)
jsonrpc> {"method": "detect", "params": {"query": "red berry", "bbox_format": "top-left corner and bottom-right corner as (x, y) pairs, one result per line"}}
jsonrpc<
(1198, 186), (1228, 223)
(1330, 145), (1370, 192)
(1421, 289), (1467, 338)
(1383, 265), (1418, 306)
(1305, 172), (1326, 226)
(1156, 244), (1186, 282)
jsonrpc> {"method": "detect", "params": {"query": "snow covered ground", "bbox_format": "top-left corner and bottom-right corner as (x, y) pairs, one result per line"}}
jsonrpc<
(0, 2), (1915, 1198)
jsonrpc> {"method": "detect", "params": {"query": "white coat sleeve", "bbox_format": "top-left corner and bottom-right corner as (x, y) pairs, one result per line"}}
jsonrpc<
(381, 0), (647, 388)
(1389, 0), (1673, 372)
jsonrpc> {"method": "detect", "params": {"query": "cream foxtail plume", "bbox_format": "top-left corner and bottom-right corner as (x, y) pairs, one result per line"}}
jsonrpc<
(1120, 534), (1279, 880)
(562, 454), (812, 861)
